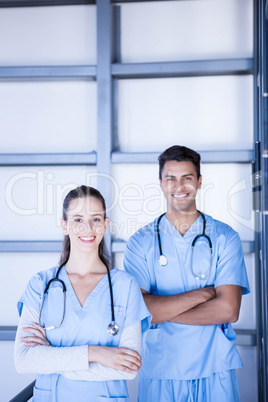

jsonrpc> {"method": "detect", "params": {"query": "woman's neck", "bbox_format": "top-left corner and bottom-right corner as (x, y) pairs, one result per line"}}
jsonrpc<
(65, 251), (108, 276)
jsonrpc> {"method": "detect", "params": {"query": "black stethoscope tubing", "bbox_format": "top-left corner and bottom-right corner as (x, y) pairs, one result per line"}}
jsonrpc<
(157, 211), (212, 266)
(39, 262), (118, 336)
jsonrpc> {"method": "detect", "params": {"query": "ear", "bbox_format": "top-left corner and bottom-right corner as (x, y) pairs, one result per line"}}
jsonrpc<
(104, 217), (110, 233)
(198, 175), (202, 190)
(60, 219), (68, 235)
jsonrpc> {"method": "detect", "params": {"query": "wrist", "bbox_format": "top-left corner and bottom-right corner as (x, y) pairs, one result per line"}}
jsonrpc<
(88, 345), (99, 363)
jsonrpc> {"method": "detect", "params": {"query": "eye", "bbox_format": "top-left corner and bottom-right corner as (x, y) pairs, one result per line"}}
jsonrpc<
(184, 176), (191, 181)
(92, 218), (101, 222)
(167, 178), (175, 181)
(74, 218), (82, 223)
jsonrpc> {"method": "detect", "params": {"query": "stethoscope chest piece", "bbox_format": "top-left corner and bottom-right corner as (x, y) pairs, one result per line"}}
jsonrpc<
(158, 255), (168, 266)
(107, 321), (119, 336)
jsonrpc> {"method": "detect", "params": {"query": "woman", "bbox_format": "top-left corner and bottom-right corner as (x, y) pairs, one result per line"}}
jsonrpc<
(14, 185), (151, 401)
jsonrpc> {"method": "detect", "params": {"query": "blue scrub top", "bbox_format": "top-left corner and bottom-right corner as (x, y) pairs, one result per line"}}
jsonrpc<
(18, 267), (151, 401)
(124, 213), (250, 381)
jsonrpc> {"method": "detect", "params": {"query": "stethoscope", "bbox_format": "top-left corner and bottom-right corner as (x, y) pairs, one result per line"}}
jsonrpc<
(39, 262), (119, 336)
(157, 211), (213, 280)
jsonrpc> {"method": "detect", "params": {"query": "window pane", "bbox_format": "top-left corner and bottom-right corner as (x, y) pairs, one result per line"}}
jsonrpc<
(236, 346), (258, 402)
(120, 0), (253, 63)
(2, 166), (97, 240)
(0, 253), (59, 325)
(111, 163), (253, 241)
(0, 6), (96, 66)
(118, 75), (253, 152)
(0, 81), (97, 153)
(233, 255), (255, 330)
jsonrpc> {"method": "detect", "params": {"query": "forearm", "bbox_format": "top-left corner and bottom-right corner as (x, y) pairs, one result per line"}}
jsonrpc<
(170, 285), (243, 325)
(143, 287), (215, 324)
(14, 305), (88, 374)
(63, 322), (141, 381)
(15, 305), (141, 380)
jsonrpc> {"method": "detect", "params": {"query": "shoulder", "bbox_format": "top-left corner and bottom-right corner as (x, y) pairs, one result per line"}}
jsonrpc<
(127, 219), (157, 243)
(25, 266), (59, 294)
(205, 214), (241, 249)
(112, 268), (136, 284)
(17, 266), (59, 315)
(206, 214), (238, 237)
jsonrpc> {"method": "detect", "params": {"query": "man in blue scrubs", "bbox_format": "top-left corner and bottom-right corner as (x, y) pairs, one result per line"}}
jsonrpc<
(124, 145), (250, 401)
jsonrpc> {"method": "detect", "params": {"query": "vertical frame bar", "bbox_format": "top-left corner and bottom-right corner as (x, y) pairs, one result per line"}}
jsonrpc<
(96, 0), (113, 249)
(258, 0), (268, 400)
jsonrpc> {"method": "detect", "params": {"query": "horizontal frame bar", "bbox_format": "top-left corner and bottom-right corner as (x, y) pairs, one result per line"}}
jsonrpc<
(112, 150), (254, 164)
(112, 59), (254, 79)
(0, 0), (94, 7)
(0, 241), (62, 252)
(0, 326), (257, 346)
(0, 66), (96, 80)
(112, 239), (255, 255)
(0, 239), (254, 253)
(0, 152), (97, 166)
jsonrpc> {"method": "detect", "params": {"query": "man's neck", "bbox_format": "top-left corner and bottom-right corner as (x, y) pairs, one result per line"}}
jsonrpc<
(165, 209), (201, 236)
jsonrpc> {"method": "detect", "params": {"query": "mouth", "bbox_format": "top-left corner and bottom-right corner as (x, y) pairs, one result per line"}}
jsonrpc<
(79, 236), (95, 244)
(173, 193), (188, 199)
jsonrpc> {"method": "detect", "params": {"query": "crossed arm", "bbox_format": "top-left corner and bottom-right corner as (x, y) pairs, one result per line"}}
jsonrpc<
(142, 284), (243, 325)
(15, 305), (141, 381)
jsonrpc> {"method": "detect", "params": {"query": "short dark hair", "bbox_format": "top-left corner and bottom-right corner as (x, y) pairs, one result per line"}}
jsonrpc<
(158, 145), (201, 180)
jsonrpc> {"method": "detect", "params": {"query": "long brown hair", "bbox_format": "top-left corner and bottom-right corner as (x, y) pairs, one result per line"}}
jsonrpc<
(58, 185), (110, 269)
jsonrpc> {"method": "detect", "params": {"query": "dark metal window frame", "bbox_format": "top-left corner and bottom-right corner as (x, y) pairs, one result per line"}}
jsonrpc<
(0, 0), (264, 400)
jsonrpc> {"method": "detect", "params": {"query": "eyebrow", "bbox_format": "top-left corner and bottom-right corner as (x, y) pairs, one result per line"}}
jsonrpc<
(165, 173), (194, 178)
(70, 213), (103, 218)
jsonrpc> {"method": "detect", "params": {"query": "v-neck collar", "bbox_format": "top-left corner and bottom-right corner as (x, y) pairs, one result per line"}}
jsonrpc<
(60, 266), (118, 312)
(161, 213), (204, 241)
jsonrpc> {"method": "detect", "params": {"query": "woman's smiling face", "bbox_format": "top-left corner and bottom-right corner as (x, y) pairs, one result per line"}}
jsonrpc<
(61, 196), (109, 254)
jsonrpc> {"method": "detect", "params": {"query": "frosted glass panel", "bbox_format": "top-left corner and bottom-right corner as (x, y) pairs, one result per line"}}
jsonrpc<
(0, 342), (35, 401)
(236, 346), (258, 402)
(1, 166), (97, 240)
(118, 76), (253, 152)
(111, 164), (162, 240)
(0, 81), (96, 153)
(0, 253), (59, 325)
(120, 0), (253, 63)
(111, 163), (253, 241)
(0, 6), (96, 66)
(200, 163), (254, 240)
(233, 254), (255, 330)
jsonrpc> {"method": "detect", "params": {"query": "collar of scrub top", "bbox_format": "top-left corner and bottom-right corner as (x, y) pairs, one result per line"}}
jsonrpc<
(39, 262), (119, 336)
(157, 211), (213, 279)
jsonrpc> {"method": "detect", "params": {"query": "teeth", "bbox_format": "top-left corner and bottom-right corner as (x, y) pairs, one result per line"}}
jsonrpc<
(173, 194), (187, 198)
(80, 237), (94, 241)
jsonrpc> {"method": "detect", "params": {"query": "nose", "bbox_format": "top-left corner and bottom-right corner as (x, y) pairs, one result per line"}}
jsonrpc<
(78, 221), (93, 234)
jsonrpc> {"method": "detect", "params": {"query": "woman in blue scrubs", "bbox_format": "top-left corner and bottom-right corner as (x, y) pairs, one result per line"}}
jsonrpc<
(14, 185), (151, 402)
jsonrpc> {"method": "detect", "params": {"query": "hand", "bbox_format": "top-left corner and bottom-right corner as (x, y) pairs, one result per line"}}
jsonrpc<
(88, 346), (142, 374)
(21, 323), (51, 347)
(202, 286), (216, 301)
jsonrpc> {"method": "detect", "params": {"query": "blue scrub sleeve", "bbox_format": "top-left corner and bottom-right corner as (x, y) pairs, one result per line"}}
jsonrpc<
(17, 273), (44, 316)
(124, 277), (151, 333)
(124, 233), (152, 293)
(214, 230), (250, 295)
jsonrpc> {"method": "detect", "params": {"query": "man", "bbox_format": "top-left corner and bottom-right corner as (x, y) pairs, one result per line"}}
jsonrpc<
(124, 145), (249, 401)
